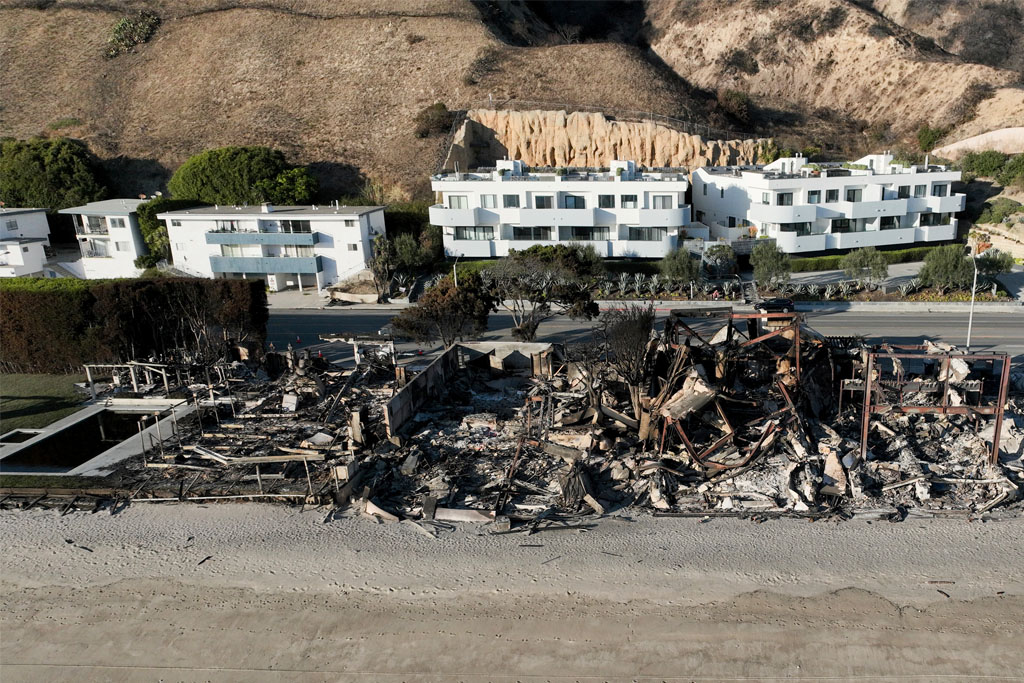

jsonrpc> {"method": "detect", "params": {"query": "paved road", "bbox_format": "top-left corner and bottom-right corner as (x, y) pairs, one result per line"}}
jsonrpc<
(268, 308), (1024, 361)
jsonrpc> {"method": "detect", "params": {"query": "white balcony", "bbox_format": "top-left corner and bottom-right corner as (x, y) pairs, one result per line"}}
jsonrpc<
(429, 205), (479, 226)
(636, 207), (689, 226)
(519, 208), (595, 227)
(749, 204), (818, 224)
(915, 221), (957, 242)
(838, 198), (908, 219)
(774, 232), (828, 253)
(827, 227), (918, 250)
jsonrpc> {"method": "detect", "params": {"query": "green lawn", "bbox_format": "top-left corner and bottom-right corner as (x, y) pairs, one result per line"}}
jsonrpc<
(0, 373), (88, 434)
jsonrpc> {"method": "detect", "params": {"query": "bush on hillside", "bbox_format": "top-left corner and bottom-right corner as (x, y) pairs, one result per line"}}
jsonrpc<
(413, 103), (454, 138)
(995, 154), (1024, 188)
(977, 198), (1023, 224)
(959, 150), (1008, 178)
(167, 147), (317, 206)
(0, 137), (107, 211)
(107, 11), (161, 57)
(717, 89), (751, 125)
(916, 124), (948, 152)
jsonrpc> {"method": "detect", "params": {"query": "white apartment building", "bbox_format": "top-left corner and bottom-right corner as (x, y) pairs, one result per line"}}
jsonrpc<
(691, 153), (965, 254)
(0, 208), (51, 277)
(159, 203), (386, 292)
(429, 160), (700, 259)
(58, 199), (148, 278)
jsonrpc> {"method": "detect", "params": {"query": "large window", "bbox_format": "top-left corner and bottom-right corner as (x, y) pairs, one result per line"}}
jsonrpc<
(825, 189), (839, 203)
(845, 188), (863, 202)
(932, 184), (948, 197)
(455, 226), (494, 240)
(778, 222), (812, 236)
(897, 185), (910, 199)
(628, 226), (667, 241)
(598, 195), (614, 208)
(215, 220), (240, 231)
(728, 216), (737, 228)
(776, 192), (793, 206)
(481, 194), (497, 208)
(620, 195), (637, 208)
(652, 195), (673, 209)
(564, 195), (585, 209)
(108, 217), (126, 229)
(914, 185), (926, 198)
(879, 216), (901, 230)
(448, 195), (468, 209)
(534, 196), (553, 209)
(567, 226), (609, 240)
(831, 218), (853, 233)
(807, 190), (821, 204)
(503, 194), (520, 208)
(695, 210), (705, 223)
(281, 219), (311, 233)
(919, 212), (951, 227)
(513, 226), (552, 240)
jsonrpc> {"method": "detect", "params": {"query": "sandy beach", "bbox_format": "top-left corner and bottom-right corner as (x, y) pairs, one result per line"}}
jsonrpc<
(2, 503), (1022, 682)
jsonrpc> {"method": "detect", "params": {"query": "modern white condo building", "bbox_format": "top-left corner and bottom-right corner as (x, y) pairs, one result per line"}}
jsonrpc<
(429, 160), (699, 259)
(0, 207), (52, 278)
(59, 198), (148, 278)
(691, 153), (965, 254)
(160, 203), (385, 292)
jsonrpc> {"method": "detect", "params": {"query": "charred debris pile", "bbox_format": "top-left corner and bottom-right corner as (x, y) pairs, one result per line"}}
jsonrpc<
(15, 311), (1022, 525)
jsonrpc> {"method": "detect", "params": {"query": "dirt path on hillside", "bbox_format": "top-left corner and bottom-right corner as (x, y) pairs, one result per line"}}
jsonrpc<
(2, 504), (1021, 681)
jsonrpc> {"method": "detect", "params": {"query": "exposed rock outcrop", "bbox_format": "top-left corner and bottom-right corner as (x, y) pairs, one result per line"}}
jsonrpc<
(445, 109), (766, 170)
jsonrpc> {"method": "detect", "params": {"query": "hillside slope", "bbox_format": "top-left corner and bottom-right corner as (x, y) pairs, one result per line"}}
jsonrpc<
(0, 0), (717, 198)
(645, 0), (1024, 141)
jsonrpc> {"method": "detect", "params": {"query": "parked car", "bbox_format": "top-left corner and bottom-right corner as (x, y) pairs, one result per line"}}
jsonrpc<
(757, 297), (795, 313)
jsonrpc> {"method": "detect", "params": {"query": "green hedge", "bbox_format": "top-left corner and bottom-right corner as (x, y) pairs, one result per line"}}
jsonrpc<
(790, 246), (942, 273)
(0, 278), (267, 374)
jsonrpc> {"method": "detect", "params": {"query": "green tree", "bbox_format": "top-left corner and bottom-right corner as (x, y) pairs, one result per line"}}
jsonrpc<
(916, 124), (947, 152)
(703, 244), (737, 277)
(976, 248), (1014, 277)
(840, 247), (888, 284)
(134, 196), (204, 266)
(167, 146), (316, 205)
(750, 240), (791, 288)
(0, 137), (106, 211)
(390, 273), (495, 347)
(393, 233), (427, 272)
(918, 244), (974, 293)
(659, 247), (700, 282)
(959, 150), (1007, 177)
(368, 234), (396, 300)
(516, 243), (605, 278)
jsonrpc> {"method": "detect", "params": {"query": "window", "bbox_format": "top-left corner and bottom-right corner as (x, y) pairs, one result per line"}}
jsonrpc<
(513, 226), (551, 240)
(598, 195), (614, 208)
(567, 226), (610, 240)
(5, 220), (17, 231)
(807, 190), (821, 204)
(534, 196), (553, 209)
(455, 226), (494, 240)
(221, 244), (246, 257)
(620, 195), (637, 208)
(932, 184), (948, 197)
(762, 192), (770, 205)
(115, 241), (129, 252)
(919, 213), (951, 227)
(695, 210), (705, 223)
(777, 223), (812, 236)
(481, 194), (497, 208)
(348, 244), (359, 251)
(503, 194), (520, 208)
(826, 189), (839, 203)
(216, 220), (240, 231)
(281, 220), (312, 233)
(448, 195), (468, 209)
(846, 188), (862, 202)
(702, 183), (708, 196)
(776, 192), (793, 206)
(343, 220), (356, 228)
(564, 195), (585, 209)
(914, 185), (926, 198)
(720, 188), (724, 199)
(108, 217), (126, 228)
(171, 220), (182, 227)
(628, 226), (667, 241)
(879, 216), (900, 230)
(653, 195), (673, 210)
(831, 218), (852, 233)
(728, 216), (737, 228)
(897, 185), (910, 199)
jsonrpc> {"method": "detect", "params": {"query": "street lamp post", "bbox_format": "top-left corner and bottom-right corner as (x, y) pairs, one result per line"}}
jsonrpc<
(966, 255), (979, 353)
(453, 255), (462, 288)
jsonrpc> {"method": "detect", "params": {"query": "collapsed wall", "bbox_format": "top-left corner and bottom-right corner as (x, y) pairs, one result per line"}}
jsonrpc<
(444, 109), (767, 171)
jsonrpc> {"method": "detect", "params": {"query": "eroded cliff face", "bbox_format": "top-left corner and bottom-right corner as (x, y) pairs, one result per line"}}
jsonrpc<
(445, 109), (766, 170)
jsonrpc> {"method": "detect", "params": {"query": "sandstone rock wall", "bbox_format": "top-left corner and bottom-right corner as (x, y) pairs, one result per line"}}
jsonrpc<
(444, 109), (766, 171)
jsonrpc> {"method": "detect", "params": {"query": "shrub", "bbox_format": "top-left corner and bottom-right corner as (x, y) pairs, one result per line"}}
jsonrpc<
(949, 83), (995, 125)
(977, 198), (1023, 224)
(462, 46), (502, 86)
(47, 117), (83, 130)
(413, 102), (454, 138)
(514, 244), (604, 278)
(391, 273), (494, 346)
(717, 89), (751, 125)
(722, 49), (759, 75)
(976, 249), (1014, 276)
(995, 154), (1024, 188)
(659, 247), (700, 282)
(840, 247), (888, 283)
(959, 150), (1007, 178)
(107, 11), (161, 58)
(916, 124), (948, 152)
(167, 146), (316, 205)
(703, 244), (736, 277)
(750, 240), (790, 287)
(918, 244), (974, 293)
(0, 137), (107, 211)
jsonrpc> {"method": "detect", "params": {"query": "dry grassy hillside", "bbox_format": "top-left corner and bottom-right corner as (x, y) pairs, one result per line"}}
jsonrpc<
(645, 0), (1024, 145)
(0, 0), (714, 198)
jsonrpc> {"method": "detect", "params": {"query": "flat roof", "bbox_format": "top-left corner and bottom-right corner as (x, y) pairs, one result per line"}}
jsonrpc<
(0, 237), (48, 245)
(58, 198), (145, 216)
(0, 207), (49, 216)
(158, 205), (384, 218)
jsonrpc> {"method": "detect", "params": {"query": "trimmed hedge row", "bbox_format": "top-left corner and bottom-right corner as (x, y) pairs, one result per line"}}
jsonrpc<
(0, 278), (267, 374)
(790, 246), (941, 273)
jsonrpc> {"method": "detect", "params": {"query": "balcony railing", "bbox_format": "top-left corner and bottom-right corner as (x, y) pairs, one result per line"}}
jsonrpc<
(84, 250), (112, 258)
(76, 226), (109, 236)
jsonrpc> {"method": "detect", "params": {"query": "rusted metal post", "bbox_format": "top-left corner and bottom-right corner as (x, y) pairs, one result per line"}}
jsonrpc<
(990, 356), (1011, 465)
(859, 353), (875, 461)
(794, 319), (801, 382)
